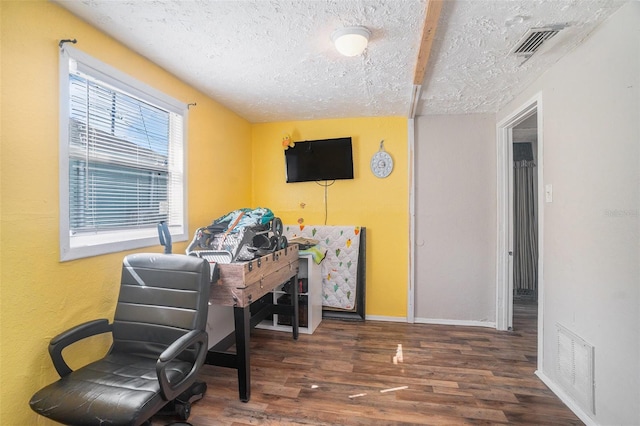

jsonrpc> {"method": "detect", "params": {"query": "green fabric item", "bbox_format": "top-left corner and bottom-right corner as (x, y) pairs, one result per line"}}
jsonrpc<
(300, 245), (326, 264)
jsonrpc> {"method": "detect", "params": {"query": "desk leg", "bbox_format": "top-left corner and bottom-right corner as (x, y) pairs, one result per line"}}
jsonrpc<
(291, 275), (299, 340)
(234, 305), (251, 402)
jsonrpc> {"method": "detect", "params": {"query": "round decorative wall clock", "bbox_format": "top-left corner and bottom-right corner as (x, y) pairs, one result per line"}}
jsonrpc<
(370, 140), (393, 178)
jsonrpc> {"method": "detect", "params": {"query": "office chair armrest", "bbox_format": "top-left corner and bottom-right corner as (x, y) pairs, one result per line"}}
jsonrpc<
(156, 329), (208, 401)
(48, 319), (112, 378)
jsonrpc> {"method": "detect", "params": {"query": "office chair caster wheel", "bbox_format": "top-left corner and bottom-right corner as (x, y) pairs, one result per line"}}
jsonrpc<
(176, 401), (191, 421)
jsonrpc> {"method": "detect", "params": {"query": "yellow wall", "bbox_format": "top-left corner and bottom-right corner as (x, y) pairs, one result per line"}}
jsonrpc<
(0, 2), (252, 424)
(251, 118), (409, 318)
(1, 3), (410, 424)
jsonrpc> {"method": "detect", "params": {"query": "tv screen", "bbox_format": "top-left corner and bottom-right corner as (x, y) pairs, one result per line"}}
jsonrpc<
(285, 137), (354, 183)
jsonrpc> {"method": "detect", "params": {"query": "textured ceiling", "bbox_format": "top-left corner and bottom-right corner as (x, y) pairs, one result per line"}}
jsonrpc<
(420, 0), (627, 115)
(54, 0), (626, 123)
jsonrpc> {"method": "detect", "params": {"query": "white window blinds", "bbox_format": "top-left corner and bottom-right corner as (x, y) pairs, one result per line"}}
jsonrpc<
(60, 46), (187, 261)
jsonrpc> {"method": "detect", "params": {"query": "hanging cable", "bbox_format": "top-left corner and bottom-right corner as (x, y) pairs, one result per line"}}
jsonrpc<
(315, 180), (335, 225)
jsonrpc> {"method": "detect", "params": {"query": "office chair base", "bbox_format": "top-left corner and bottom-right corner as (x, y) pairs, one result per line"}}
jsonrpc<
(158, 380), (207, 420)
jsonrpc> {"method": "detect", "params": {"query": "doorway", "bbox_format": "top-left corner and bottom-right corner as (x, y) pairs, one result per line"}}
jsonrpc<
(512, 114), (538, 304)
(496, 93), (544, 369)
(512, 113), (539, 331)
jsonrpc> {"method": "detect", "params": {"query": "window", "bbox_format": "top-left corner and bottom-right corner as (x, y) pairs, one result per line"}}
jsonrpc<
(59, 46), (187, 261)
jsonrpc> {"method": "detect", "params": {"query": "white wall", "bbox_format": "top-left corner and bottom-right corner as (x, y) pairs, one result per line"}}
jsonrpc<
(414, 114), (497, 325)
(497, 3), (640, 424)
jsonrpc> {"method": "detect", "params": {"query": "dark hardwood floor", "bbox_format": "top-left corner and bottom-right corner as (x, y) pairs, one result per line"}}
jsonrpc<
(153, 302), (582, 425)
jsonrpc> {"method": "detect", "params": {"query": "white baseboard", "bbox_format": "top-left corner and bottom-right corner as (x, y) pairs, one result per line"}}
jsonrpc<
(414, 317), (496, 328)
(364, 316), (497, 329)
(535, 370), (597, 426)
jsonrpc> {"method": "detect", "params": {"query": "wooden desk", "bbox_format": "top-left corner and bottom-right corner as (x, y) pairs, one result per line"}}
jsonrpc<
(204, 245), (299, 402)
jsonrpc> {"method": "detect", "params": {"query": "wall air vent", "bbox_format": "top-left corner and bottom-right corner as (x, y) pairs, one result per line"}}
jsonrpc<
(511, 26), (565, 59)
(556, 323), (595, 415)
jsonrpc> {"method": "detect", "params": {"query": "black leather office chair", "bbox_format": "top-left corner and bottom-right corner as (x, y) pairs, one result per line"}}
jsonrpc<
(29, 253), (211, 426)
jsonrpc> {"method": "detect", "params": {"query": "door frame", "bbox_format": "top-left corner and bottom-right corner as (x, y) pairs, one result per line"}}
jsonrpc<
(407, 118), (416, 323)
(496, 93), (544, 368)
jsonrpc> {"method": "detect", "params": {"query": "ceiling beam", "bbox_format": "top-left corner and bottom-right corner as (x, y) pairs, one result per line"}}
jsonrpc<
(413, 0), (443, 85)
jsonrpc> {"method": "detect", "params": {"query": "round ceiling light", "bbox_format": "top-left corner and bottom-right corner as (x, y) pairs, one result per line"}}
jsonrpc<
(331, 26), (371, 57)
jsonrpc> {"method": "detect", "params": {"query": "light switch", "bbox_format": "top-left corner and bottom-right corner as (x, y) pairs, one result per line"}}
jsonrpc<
(545, 184), (553, 203)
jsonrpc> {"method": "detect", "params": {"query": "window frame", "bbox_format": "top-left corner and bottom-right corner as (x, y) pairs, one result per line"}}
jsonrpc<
(59, 45), (188, 261)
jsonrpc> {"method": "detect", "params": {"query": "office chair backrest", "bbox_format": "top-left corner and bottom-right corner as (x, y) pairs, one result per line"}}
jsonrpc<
(112, 253), (210, 361)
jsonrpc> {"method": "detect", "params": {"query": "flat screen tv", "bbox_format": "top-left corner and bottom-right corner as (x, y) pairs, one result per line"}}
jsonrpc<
(285, 137), (354, 183)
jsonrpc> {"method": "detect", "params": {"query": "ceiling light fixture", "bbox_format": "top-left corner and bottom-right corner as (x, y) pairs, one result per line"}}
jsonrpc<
(331, 26), (371, 57)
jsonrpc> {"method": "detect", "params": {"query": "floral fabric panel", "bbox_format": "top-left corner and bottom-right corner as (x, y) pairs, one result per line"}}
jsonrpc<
(284, 225), (361, 310)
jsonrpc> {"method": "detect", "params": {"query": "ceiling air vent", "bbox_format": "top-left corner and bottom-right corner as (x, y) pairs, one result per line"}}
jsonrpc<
(511, 26), (564, 59)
